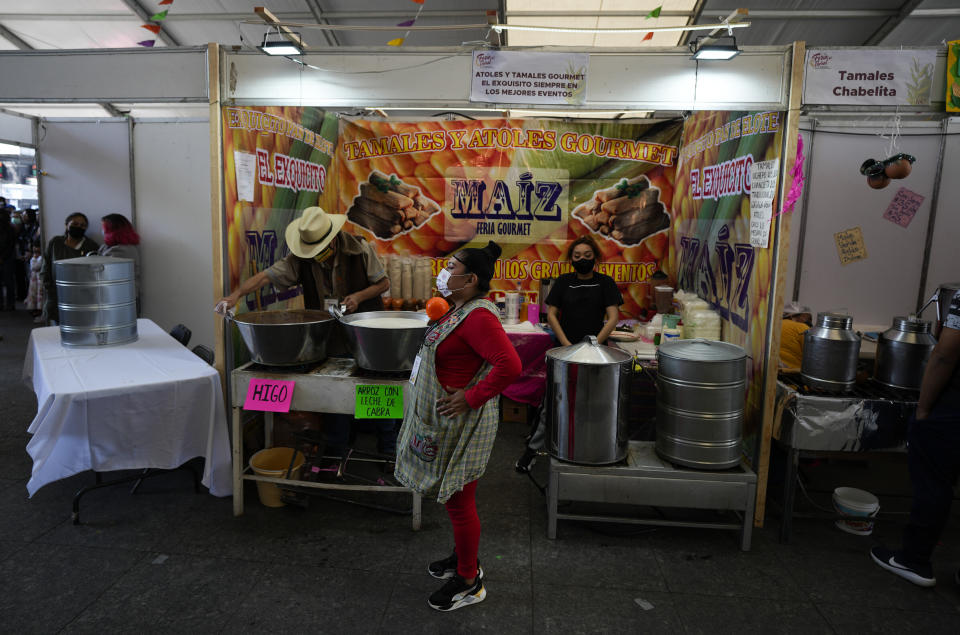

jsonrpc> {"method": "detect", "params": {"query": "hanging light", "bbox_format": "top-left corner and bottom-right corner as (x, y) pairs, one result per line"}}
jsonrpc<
(690, 36), (740, 61)
(259, 29), (303, 56)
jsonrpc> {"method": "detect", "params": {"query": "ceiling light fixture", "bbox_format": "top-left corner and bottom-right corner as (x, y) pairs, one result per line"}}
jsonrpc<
(690, 36), (741, 60)
(259, 30), (303, 56)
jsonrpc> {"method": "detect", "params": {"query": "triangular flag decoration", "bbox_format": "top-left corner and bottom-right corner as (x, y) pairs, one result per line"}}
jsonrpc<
(646, 6), (662, 19)
(397, 19), (415, 27)
(158, 0), (173, 4)
(137, 39), (156, 47)
(141, 24), (162, 34)
(387, 38), (405, 46)
(410, 0), (426, 4)
(150, 10), (168, 21)
(642, 32), (654, 41)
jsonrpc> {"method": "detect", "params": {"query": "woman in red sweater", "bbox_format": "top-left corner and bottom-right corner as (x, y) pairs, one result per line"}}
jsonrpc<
(394, 240), (521, 612)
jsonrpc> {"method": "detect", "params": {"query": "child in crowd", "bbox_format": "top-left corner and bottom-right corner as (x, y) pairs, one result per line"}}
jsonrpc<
(26, 243), (43, 320)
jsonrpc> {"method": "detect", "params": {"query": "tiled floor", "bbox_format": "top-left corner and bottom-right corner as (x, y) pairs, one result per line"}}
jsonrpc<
(2, 307), (960, 633)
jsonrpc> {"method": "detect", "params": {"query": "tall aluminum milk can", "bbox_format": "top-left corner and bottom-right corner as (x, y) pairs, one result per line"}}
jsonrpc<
(801, 312), (860, 392)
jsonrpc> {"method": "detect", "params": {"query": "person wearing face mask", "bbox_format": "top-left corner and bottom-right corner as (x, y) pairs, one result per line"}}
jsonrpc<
(394, 241), (521, 612)
(515, 235), (623, 473)
(40, 212), (99, 323)
(97, 214), (142, 315)
(216, 207), (392, 461)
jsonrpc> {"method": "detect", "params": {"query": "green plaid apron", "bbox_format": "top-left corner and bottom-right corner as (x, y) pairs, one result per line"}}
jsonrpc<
(393, 298), (501, 503)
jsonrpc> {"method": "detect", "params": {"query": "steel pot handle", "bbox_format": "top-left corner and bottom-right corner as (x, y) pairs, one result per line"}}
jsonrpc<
(214, 301), (236, 321)
(584, 335), (599, 346)
(328, 304), (345, 320)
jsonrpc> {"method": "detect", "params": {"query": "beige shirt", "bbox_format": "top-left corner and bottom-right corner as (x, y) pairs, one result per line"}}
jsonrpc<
(264, 232), (385, 303)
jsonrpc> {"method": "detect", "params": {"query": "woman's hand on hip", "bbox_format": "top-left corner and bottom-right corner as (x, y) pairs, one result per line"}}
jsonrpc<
(437, 387), (470, 416)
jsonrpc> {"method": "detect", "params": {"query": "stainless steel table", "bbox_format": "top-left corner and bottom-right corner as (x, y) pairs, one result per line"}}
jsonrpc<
(547, 441), (757, 550)
(231, 358), (421, 529)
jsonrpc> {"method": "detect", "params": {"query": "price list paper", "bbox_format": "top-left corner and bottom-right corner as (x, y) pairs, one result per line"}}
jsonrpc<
(749, 158), (780, 248)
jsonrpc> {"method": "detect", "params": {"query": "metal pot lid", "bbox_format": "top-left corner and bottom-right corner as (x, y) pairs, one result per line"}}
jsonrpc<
(891, 316), (931, 333)
(546, 335), (631, 364)
(816, 312), (853, 330)
(658, 338), (746, 362)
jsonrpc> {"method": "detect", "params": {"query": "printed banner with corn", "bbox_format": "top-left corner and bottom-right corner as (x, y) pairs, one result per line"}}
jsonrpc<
(671, 110), (785, 442)
(222, 106), (340, 313)
(336, 117), (684, 317)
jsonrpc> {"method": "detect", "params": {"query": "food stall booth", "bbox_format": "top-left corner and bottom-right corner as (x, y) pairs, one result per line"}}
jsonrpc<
(213, 38), (806, 547)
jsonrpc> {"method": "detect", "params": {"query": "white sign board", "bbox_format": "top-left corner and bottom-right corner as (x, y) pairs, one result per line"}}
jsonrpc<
(803, 49), (938, 106)
(749, 158), (780, 249)
(234, 150), (256, 202)
(470, 51), (588, 105)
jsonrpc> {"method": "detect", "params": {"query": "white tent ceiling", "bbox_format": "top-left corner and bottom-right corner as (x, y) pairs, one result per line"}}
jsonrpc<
(0, 0), (956, 118)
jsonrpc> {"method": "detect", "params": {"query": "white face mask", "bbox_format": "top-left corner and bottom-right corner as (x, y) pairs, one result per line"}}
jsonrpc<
(435, 269), (468, 298)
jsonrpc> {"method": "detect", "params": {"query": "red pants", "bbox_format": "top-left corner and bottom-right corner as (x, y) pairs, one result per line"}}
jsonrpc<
(445, 479), (480, 579)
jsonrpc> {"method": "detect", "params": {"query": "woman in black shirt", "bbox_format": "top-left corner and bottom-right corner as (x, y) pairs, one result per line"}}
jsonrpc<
(516, 236), (623, 472)
(546, 236), (623, 346)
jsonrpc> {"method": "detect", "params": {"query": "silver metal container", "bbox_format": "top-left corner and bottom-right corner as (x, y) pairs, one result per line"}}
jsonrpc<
(655, 339), (746, 470)
(546, 336), (632, 465)
(801, 312), (861, 392)
(339, 311), (429, 372)
(231, 310), (336, 366)
(55, 256), (137, 347)
(874, 316), (936, 390)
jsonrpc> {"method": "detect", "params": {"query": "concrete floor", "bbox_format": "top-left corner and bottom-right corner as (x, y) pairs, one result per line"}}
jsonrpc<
(3, 306), (960, 633)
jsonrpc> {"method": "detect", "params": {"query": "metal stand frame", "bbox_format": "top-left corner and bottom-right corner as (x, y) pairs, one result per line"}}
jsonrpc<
(547, 441), (757, 551)
(231, 361), (421, 530)
(72, 464), (200, 525)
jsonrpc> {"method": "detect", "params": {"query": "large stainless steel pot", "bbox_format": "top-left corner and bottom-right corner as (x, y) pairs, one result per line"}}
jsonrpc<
(546, 336), (632, 465)
(231, 309), (336, 366)
(874, 316), (936, 390)
(655, 339), (746, 469)
(55, 256), (137, 347)
(338, 310), (429, 372)
(801, 312), (861, 392)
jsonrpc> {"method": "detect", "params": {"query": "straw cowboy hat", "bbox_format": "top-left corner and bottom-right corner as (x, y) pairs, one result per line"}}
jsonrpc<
(285, 207), (346, 259)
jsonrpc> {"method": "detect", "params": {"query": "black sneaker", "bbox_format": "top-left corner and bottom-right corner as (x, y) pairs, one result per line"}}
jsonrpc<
(870, 546), (936, 587)
(427, 551), (484, 580)
(428, 571), (486, 611)
(515, 447), (537, 474)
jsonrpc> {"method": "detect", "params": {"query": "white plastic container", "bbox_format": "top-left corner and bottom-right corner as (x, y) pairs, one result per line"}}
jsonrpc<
(504, 291), (520, 325)
(833, 487), (880, 535)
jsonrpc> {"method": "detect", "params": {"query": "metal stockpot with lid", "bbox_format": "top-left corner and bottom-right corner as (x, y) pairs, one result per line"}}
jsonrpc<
(801, 312), (861, 392)
(874, 316), (935, 390)
(55, 256), (137, 347)
(918, 282), (960, 338)
(546, 335), (632, 465)
(655, 339), (746, 470)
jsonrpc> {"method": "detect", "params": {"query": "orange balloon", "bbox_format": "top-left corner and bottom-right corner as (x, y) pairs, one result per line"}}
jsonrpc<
(425, 296), (449, 320)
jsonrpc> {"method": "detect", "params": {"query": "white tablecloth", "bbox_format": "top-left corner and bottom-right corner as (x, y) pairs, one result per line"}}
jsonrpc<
(22, 319), (231, 497)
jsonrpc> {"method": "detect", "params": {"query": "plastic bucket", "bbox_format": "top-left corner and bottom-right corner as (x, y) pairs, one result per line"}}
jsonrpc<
(249, 447), (305, 507)
(833, 487), (880, 535)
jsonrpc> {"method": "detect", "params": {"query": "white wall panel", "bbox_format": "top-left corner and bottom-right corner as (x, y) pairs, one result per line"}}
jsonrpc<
(37, 119), (131, 248)
(133, 120), (214, 350)
(0, 110), (33, 144)
(793, 121), (942, 329)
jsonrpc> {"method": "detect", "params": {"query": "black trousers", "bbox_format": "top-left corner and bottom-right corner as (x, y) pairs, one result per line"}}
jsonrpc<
(901, 396), (960, 566)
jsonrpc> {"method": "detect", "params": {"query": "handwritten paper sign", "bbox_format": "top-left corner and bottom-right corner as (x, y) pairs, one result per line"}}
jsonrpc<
(234, 150), (256, 202)
(355, 385), (404, 419)
(243, 378), (295, 412)
(883, 187), (924, 228)
(749, 158), (780, 248)
(834, 227), (868, 265)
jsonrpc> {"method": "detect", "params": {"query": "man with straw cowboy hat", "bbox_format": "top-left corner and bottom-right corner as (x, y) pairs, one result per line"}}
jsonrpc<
(217, 206), (388, 315)
(216, 206), (392, 460)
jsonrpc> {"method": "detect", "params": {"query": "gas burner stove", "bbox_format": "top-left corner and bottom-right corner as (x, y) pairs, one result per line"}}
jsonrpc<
(778, 373), (918, 402)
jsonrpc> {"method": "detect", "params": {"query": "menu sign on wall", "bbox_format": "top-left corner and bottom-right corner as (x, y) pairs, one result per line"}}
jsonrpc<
(803, 49), (937, 106)
(470, 51), (588, 105)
